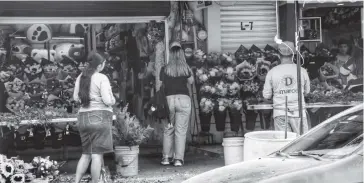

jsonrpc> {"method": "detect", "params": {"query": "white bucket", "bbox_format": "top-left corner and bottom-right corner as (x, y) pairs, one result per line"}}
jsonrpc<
(244, 131), (297, 161)
(222, 137), (245, 165)
(114, 145), (139, 177)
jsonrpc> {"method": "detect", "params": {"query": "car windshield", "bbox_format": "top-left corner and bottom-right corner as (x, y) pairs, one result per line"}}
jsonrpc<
(280, 107), (363, 159)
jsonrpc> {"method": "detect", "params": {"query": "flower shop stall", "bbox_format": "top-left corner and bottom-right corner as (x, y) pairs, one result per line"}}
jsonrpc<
(0, 1), (172, 160)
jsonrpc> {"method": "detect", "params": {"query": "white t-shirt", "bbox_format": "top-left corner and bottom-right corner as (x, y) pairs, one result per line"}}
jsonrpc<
(263, 64), (310, 118)
(73, 72), (116, 112)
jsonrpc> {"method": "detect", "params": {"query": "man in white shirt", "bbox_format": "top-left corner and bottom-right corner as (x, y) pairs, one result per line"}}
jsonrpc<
(262, 41), (310, 135)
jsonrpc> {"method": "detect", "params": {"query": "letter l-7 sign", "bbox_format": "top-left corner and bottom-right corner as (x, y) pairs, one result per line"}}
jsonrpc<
(241, 22), (253, 30)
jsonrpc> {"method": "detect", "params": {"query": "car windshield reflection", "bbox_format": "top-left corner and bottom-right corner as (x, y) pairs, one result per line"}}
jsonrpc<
(281, 110), (363, 159)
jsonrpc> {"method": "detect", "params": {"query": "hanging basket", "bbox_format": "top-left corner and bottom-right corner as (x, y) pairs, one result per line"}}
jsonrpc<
(199, 112), (212, 132)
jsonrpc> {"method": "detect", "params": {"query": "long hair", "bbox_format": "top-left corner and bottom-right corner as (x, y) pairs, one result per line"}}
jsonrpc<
(164, 47), (190, 77)
(78, 52), (105, 107)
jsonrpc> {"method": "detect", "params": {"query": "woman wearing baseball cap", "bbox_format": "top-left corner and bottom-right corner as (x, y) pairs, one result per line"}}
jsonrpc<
(160, 41), (194, 167)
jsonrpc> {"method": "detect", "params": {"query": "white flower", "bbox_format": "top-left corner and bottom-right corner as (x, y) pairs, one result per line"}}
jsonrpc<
(211, 87), (216, 94)
(2, 162), (14, 178)
(219, 106), (225, 111)
(226, 67), (234, 75)
(201, 98), (207, 103)
(205, 100), (212, 106)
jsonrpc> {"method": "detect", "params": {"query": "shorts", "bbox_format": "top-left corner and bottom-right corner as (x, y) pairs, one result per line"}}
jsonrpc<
(77, 110), (113, 154)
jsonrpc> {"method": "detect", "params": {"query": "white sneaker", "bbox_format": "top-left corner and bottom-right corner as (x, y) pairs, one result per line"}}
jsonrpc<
(174, 160), (183, 167)
(161, 158), (172, 165)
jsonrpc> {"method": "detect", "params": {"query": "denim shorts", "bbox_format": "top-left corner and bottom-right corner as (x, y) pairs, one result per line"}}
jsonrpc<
(77, 110), (113, 154)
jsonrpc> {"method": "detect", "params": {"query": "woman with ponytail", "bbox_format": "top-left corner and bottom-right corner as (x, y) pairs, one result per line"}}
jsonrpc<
(73, 52), (115, 183)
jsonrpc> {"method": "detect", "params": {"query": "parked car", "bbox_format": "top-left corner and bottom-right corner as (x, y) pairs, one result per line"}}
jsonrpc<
(183, 104), (363, 183)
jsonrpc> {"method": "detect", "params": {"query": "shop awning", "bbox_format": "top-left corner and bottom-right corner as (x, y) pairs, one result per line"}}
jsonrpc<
(0, 1), (170, 17)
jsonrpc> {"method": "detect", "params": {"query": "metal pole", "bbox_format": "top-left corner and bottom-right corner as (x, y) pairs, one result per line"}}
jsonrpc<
(285, 96), (288, 139)
(295, 1), (304, 135)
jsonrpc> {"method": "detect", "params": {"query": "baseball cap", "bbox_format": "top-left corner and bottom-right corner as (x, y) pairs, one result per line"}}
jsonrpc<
(170, 41), (182, 49)
(278, 41), (295, 56)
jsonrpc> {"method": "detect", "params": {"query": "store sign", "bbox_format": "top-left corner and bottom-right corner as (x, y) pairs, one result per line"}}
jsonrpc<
(241, 22), (253, 31)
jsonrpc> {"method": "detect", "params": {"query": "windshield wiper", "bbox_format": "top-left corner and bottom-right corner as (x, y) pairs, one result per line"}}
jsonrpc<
(288, 151), (324, 161)
(275, 151), (292, 158)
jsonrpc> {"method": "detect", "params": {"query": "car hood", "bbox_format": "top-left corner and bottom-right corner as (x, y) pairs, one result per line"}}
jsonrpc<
(183, 156), (332, 183)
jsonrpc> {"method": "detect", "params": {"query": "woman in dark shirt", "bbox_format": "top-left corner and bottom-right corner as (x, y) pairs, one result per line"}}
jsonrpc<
(160, 42), (194, 167)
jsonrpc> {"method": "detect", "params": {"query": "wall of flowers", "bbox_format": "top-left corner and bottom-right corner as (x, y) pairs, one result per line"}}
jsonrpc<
(191, 41), (363, 134)
(192, 44), (280, 133)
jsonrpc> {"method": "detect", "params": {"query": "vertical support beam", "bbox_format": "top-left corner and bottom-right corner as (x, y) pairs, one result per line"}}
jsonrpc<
(205, 3), (221, 52)
(91, 24), (96, 51)
(164, 19), (169, 64)
(295, 1), (304, 135)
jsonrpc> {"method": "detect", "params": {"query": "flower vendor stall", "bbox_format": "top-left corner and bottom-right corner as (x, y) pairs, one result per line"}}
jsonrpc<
(0, 1), (174, 160)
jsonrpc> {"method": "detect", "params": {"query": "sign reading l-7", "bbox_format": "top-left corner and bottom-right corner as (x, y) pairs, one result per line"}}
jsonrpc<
(241, 22), (253, 30)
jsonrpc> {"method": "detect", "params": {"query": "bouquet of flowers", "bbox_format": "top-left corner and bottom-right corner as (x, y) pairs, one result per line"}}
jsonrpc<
(199, 84), (216, 97)
(214, 81), (228, 97)
(193, 49), (206, 68)
(214, 98), (230, 112)
(206, 52), (221, 66)
(113, 104), (154, 146)
(241, 80), (260, 93)
(0, 154), (35, 183)
(249, 44), (264, 58)
(229, 98), (243, 112)
(227, 82), (241, 97)
(220, 53), (236, 67)
(208, 67), (223, 82)
(320, 63), (338, 78)
(223, 66), (236, 82)
(199, 98), (215, 114)
(31, 156), (64, 181)
(195, 67), (210, 84)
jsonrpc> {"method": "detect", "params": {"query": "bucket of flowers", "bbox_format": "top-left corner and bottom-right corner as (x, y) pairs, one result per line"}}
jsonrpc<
(213, 98), (230, 132)
(113, 104), (154, 177)
(228, 99), (243, 134)
(199, 98), (215, 132)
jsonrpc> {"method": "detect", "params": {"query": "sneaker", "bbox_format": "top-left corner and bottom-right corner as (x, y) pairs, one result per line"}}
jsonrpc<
(160, 157), (172, 165)
(174, 159), (183, 167)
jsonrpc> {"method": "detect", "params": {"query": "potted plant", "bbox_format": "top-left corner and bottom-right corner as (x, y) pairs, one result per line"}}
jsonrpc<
(112, 104), (154, 177)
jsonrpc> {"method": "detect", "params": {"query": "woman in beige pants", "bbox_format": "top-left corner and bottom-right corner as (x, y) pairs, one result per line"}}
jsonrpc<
(160, 42), (194, 167)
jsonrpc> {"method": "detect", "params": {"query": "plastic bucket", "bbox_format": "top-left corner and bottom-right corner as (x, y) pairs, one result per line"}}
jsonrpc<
(222, 137), (244, 165)
(244, 131), (297, 161)
(114, 145), (139, 177)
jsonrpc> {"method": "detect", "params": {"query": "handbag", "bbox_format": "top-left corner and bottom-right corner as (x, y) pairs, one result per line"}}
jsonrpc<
(150, 67), (169, 120)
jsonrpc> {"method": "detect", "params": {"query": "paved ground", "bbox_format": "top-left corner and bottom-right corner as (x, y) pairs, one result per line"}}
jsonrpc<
(56, 147), (224, 183)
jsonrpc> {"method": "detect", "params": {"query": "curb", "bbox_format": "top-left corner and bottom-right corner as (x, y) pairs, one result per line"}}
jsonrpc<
(188, 145), (223, 158)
